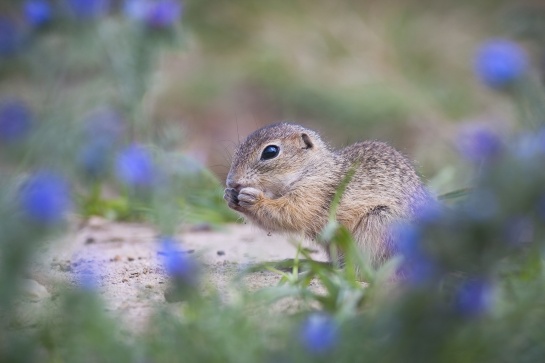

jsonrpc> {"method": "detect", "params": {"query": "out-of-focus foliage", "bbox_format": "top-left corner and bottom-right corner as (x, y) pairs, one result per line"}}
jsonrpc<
(2, 1), (545, 363)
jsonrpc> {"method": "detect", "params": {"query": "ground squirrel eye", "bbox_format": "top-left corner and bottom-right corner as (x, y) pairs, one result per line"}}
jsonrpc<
(261, 145), (280, 160)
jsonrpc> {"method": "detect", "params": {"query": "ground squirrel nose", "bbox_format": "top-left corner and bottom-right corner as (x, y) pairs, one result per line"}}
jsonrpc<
(226, 179), (241, 191)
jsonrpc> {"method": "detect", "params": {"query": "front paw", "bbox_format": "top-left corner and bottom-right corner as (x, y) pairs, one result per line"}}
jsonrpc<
(237, 187), (264, 209)
(223, 188), (241, 211)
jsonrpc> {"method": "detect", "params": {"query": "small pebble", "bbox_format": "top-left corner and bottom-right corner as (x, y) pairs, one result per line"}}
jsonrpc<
(51, 260), (72, 272)
(87, 216), (108, 229)
(145, 285), (152, 289)
(164, 287), (187, 303)
(84, 237), (95, 244)
(189, 223), (213, 232)
(122, 278), (128, 283)
(217, 250), (225, 256)
(20, 279), (50, 302)
(127, 257), (135, 262)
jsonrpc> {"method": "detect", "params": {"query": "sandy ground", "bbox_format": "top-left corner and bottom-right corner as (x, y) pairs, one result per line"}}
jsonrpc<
(19, 218), (328, 329)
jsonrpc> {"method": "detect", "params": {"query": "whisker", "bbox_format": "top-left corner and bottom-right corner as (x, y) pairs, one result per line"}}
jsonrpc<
(235, 114), (241, 145)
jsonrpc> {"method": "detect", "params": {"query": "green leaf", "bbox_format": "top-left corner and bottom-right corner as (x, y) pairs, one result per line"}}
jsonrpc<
(438, 188), (471, 201)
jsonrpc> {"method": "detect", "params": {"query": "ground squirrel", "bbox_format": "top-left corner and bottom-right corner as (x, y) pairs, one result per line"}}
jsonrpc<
(224, 123), (430, 266)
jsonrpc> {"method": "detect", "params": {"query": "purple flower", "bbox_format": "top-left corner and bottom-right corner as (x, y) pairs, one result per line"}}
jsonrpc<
(124, 0), (182, 28)
(0, 99), (33, 143)
(457, 124), (502, 162)
(299, 313), (338, 355)
(474, 39), (528, 89)
(19, 171), (71, 224)
(455, 278), (493, 317)
(0, 17), (22, 57)
(24, 0), (52, 27)
(64, 0), (110, 20)
(159, 236), (199, 287)
(115, 144), (154, 188)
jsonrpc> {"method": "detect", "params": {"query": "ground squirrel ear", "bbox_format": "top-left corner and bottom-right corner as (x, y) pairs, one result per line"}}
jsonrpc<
(301, 133), (313, 149)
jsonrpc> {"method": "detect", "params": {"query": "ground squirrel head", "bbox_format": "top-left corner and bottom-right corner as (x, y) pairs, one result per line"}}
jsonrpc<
(226, 123), (328, 199)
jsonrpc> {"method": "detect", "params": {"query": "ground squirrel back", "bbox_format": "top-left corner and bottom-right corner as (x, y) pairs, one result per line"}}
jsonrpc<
(224, 123), (430, 266)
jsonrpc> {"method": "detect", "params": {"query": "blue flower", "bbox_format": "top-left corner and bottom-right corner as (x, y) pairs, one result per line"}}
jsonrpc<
(78, 109), (124, 179)
(147, 0), (182, 28)
(414, 198), (444, 225)
(455, 278), (493, 317)
(76, 265), (99, 291)
(0, 99), (33, 143)
(159, 236), (199, 287)
(65, 0), (110, 20)
(124, 0), (182, 28)
(77, 140), (111, 179)
(393, 222), (421, 259)
(513, 128), (545, 160)
(24, 0), (52, 27)
(0, 17), (22, 57)
(474, 39), (528, 89)
(20, 171), (71, 224)
(123, 0), (150, 21)
(299, 313), (338, 355)
(115, 144), (154, 188)
(84, 108), (125, 144)
(538, 195), (545, 221)
(392, 222), (437, 284)
(457, 124), (502, 163)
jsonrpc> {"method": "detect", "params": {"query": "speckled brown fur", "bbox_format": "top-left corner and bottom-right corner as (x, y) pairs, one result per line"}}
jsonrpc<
(224, 123), (430, 266)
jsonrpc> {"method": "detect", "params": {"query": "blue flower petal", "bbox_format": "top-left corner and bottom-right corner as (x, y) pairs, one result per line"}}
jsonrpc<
(24, 0), (52, 27)
(455, 278), (493, 317)
(0, 17), (22, 57)
(0, 99), (33, 143)
(124, 0), (183, 28)
(147, 0), (182, 28)
(474, 39), (528, 89)
(20, 171), (71, 224)
(299, 313), (338, 354)
(115, 144), (154, 188)
(159, 237), (199, 287)
(65, 0), (110, 20)
(457, 124), (502, 162)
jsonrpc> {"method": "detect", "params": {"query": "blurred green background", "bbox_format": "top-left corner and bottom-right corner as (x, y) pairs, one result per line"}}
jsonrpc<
(2, 1), (545, 362)
(123, 0), (543, 192)
(5, 0), (545, 196)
